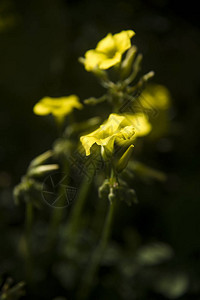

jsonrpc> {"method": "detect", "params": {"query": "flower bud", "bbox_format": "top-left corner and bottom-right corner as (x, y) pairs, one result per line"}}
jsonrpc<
(120, 46), (137, 79)
(27, 164), (59, 178)
(29, 150), (53, 168)
(101, 146), (111, 162)
(116, 145), (134, 173)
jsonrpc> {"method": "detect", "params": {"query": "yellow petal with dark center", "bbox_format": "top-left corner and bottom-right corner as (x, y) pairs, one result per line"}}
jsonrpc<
(96, 33), (116, 54)
(99, 52), (121, 69)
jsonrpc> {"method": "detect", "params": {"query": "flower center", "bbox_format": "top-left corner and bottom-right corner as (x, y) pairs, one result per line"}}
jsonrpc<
(105, 47), (117, 58)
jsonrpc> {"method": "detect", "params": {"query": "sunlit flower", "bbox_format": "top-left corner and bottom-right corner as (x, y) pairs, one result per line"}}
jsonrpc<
(121, 113), (152, 137)
(140, 84), (171, 111)
(80, 113), (135, 156)
(83, 30), (135, 71)
(33, 95), (83, 120)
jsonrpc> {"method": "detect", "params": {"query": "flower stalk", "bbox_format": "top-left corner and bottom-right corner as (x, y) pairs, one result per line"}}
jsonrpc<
(66, 165), (96, 255)
(78, 180), (116, 299)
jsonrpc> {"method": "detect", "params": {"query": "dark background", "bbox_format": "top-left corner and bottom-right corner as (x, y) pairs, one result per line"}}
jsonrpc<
(0, 0), (200, 299)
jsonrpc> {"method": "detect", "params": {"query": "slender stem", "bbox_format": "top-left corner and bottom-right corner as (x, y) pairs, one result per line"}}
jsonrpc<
(47, 204), (64, 251)
(124, 53), (143, 86)
(47, 115), (69, 250)
(66, 167), (95, 250)
(77, 199), (116, 300)
(55, 116), (65, 136)
(47, 162), (69, 251)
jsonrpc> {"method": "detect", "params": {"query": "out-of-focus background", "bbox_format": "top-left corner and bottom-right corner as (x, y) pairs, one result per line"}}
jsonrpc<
(0, 0), (200, 299)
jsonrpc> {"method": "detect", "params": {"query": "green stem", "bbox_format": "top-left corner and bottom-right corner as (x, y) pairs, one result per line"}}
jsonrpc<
(77, 198), (116, 300)
(55, 116), (65, 136)
(47, 204), (64, 251)
(66, 167), (95, 250)
(124, 53), (143, 86)
(47, 162), (69, 252)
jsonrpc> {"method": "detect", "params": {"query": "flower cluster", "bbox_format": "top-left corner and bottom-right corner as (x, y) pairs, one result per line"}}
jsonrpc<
(14, 30), (172, 300)
(30, 29), (171, 203)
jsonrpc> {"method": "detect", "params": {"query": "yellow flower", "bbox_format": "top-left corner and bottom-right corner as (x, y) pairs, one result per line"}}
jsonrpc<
(33, 95), (83, 120)
(83, 30), (135, 71)
(80, 113), (135, 156)
(136, 85), (171, 139)
(140, 84), (171, 111)
(121, 113), (152, 137)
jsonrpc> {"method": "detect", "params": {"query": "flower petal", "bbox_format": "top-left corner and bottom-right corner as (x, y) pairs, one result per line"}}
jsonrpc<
(96, 33), (116, 54)
(114, 30), (135, 54)
(80, 136), (99, 156)
(122, 113), (152, 137)
(84, 50), (107, 71)
(33, 101), (51, 115)
(99, 52), (121, 69)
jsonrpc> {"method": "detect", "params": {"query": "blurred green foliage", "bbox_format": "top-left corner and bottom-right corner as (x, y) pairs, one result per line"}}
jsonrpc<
(0, 0), (200, 299)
